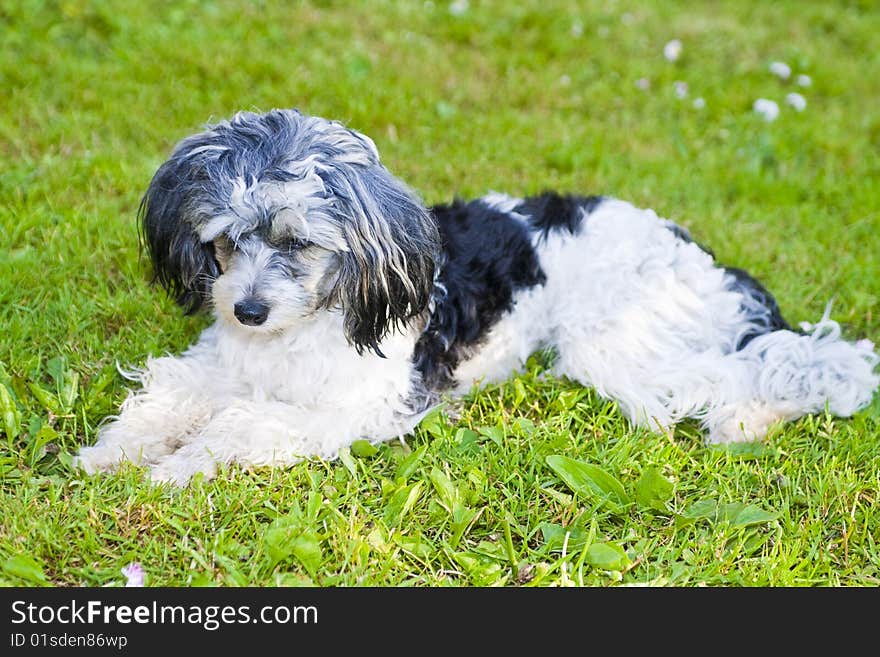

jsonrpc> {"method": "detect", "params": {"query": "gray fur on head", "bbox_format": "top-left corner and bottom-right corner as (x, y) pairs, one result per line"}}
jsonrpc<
(140, 108), (439, 353)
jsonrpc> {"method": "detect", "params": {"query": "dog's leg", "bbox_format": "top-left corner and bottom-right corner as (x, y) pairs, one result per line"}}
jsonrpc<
(74, 354), (219, 474)
(147, 398), (424, 486)
(146, 400), (322, 486)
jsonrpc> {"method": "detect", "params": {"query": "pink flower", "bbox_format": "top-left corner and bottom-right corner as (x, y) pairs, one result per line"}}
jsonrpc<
(121, 562), (145, 587)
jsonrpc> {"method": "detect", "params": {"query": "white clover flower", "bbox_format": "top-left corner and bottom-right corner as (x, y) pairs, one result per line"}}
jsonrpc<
(559, 74), (571, 86)
(769, 61), (791, 80)
(635, 77), (650, 90)
(449, 0), (468, 16)
(664, 39), (682, 62)
(797, 74), (812, 87)
(674, 80), (688, 98)
(785, 92), (807, 111)
(692, 97), (705, 109)
(571, 21), (584, 38)
(753, 98), (780, 121)
(121, 562), (145, 587)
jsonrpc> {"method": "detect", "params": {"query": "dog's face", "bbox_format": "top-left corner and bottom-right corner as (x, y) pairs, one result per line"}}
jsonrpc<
(140, 109), (438, 353)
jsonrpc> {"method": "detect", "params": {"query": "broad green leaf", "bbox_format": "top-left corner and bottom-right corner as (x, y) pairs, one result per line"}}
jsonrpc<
(513, 417), (535, 436)
(264, 520), (323, 576)
(429, 467), (459, 511)
(584, 542), (630, 571)
(471, 540), (507, 561)
(0, 383), (21, 441)
(366, 526), (391, 554)
(393, 532), (435, 559)
(453, 428), (481, 453)
(272, 572), (315, 587)
(3, 555), (47, 584)
(350, 439), (378, 458)
(395, 445), (427, 481)
(538, 522), (589, 552)
(32, 425), (58, 448)
(545, 455), (631, 512)
(264, 523), (296, 565)
(305, 491), (321, 522)
(27, 381), (63, 415)
(84, 367), (116, 410)
(450, 503), (480, 548)
(337, 447), (357, 477)
(513, 379), (528, 407)
(60, 370), (79, 412)
(451, 551), (505, 585)
(675, 499), (777, 528)
(722, 503), (778, 527)
(46, 356), (67, 390)
(418, 406), (447, 439)
(674, 498), (717, 528)
(635, 467), (674, 512)
(56, 450), (73, 468)
(213, 554), (247, 586)
(553, 389), (582, 411)
(27, 425), (59, 466)
(189, 573), (218, 587)
(289, 531), (323, 577)
(383, 481), (423, 526)
(477, 426), (504, 446)
(711, 442), (770, 459)
(684, 498), (717, 518)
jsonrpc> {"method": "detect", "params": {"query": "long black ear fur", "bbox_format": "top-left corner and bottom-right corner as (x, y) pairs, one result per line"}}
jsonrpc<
(326, 163), (439, 356)
(138, 150), (220, 314)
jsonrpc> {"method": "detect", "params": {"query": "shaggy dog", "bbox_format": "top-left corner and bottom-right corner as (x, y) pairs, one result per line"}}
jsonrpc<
(74, 109), (879, 486)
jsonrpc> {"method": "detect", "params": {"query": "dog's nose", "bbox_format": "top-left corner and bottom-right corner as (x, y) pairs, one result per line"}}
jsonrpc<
(233, 299), (269, 326)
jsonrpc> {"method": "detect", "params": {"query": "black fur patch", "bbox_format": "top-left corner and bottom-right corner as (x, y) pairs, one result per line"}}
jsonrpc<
(516, 191), (603, 237)
(665, 223), (791, 348)
(663, 222), (716, 258)
(724, 266), (792, 348)
(413, 199), (547, 390)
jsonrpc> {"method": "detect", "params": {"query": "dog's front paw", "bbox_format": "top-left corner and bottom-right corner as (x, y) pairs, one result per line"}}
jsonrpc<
(149, 451), (218, 488)
(73, 444), (130, 475)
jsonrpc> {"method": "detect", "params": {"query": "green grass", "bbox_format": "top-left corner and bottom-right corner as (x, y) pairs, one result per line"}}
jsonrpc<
(1, 0), (879, 587)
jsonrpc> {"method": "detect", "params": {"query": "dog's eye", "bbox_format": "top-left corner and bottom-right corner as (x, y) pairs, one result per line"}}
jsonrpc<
(285, 237), (309, 252)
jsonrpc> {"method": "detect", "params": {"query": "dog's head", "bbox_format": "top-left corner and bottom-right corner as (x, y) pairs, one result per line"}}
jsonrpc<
(140, 109), (438, 354)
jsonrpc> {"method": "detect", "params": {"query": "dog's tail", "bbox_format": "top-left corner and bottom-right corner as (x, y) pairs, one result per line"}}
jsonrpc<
(743, 306), (878, 417)
(700, 307), (878, 443)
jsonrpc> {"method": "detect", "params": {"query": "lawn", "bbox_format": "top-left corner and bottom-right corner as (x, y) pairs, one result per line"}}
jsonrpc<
(1, 0), (879, 586)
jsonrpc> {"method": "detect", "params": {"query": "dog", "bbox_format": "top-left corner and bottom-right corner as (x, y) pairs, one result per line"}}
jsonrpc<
(74, 108), (880, 486)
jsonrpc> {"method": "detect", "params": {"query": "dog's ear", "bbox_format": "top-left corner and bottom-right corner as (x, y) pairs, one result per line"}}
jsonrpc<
(325, 160), (439, 356)
(138, 142), (220, 314)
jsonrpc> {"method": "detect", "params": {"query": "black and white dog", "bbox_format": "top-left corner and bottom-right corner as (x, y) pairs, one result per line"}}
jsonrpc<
(74, 109), (879, 486)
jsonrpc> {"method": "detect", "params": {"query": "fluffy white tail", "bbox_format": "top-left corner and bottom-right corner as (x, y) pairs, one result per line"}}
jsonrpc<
(747, 310), (879, 416)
